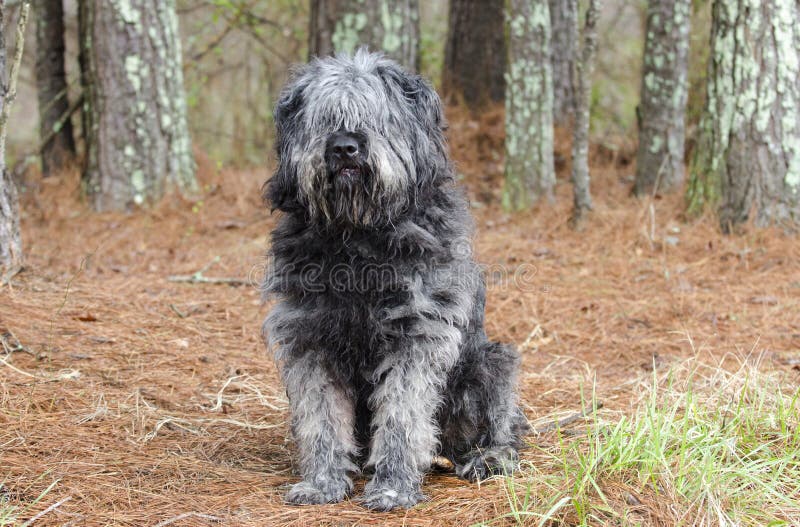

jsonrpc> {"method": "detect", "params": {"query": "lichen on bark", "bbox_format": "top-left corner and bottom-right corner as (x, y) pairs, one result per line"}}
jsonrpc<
(0, 3), (27, 278)
(502, 0), (555, 212)
(309, 0), (419, 71)
(688, 0), (800, 229)
(634, 0), (691, 196)
(570, 0), (601, 224)
(81, 0), (197, 211)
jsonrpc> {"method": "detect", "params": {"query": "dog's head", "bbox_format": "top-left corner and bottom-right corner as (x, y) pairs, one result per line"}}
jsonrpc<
(265, 49), (449, 227)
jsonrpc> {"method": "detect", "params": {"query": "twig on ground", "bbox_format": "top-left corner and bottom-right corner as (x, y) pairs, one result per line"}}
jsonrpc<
(0, 353), (79, 382)
(21, 496), (72, 527)
(167, 256), (248, 286)
(168, 303), (188, 318)
(168, 275), (248, 285)
(206, 374), (241, 412)
(0, 354), (35, 377)
(0, 327), (28, 354)
(151, 512), (223, 527)
(533, 401), (604, 435)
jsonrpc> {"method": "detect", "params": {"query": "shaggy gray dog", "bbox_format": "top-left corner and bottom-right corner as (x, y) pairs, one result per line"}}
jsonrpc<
(262, 50), (528, 511)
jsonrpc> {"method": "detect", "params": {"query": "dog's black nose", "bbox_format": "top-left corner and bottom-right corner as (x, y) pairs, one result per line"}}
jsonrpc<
(328, 132), (360, 159)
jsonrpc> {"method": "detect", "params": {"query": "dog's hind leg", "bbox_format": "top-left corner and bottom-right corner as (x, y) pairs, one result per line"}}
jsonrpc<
(441, 341), (530, 482)
(282, 353), (359, 505)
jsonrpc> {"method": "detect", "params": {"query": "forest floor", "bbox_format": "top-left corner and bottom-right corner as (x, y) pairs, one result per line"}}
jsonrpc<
(1, 111), (799, 526)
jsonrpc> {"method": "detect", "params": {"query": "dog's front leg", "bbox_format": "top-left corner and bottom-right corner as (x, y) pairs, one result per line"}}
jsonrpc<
(362, 324), (461, 511)
(282, 353), (358, 505)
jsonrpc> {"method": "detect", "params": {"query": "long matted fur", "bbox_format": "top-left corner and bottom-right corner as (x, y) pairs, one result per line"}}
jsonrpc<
(262, 50), (528, 511)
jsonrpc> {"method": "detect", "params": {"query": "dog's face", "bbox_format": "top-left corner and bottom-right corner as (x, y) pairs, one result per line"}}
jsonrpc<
(265, 50), (448, 227)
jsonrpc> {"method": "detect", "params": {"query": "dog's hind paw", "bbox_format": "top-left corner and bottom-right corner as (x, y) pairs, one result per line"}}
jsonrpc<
(285, 480), (348, 505)
(360, 484), (425, 511)
(456, 445), (519, 482)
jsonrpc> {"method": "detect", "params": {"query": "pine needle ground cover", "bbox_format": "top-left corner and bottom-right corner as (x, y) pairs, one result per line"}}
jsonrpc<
(1, 111), (798, 526)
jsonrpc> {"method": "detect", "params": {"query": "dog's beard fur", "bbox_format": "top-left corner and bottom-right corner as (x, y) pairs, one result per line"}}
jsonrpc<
(325, 163), (378, 227)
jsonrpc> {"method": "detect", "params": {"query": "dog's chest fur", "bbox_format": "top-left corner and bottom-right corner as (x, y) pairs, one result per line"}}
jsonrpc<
(270, 205), (473, 360)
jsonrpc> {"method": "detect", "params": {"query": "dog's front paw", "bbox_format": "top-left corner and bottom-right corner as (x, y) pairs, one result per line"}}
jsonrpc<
(361, 482), (425, 511)
(456, 445), (519, 482)
(285, 480), (349, 505)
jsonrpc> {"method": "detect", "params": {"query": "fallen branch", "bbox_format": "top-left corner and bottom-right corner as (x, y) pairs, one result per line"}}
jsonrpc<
(0, 327), (27, 354)
(533, 400), (604, 435)
(167, 256), (249, 286)
(0, 353), (35, 377)
(168, 303), (188, 318)
(21, 495), (71, 527)
(0, 352), (80, 382)
(151, 512), (223, 527)
(168, 274), (248, 286)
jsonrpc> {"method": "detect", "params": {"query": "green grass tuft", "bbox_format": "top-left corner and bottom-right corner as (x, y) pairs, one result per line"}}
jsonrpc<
(486, 357), (800, 526)
(0, 479), (58, 527)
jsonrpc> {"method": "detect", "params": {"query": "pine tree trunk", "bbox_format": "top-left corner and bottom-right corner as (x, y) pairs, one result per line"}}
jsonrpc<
(443, 0), (506, 109)
(549, 0), (578, 126)
(78, 0), (89, 160)
(570, 0), (600, 225)
(80, 0), (196, 212)
(502, 0), (555, 211)
(309, 0), (419, 71)
(634, 0), (690, 196)
(35, 0), (75, 176)
(688, 0), (800, 230)
(0, 3), (24, 279)
(0, 165), (21, 279)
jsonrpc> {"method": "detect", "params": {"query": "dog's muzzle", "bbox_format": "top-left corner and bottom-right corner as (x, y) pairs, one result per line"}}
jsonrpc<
(326, 131), (367, 180)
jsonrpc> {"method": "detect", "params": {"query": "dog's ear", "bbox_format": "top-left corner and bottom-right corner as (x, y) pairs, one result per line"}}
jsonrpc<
(274, 81), (305, 131)
(264, 71), (314, 213)
(377, 64), (450, 192)
(265, 84), (305, 213)
(403, 74), (445, 133)
(263, 163), (301, 214)
(378, 64), (444, 133)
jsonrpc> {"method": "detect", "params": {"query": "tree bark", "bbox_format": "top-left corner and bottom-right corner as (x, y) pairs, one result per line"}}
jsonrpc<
(634, 0), (691, 196)
(79, 0), (197, 211)
(35, 0), (75, 175)
(0, 165), (21, 280)
(0, 2), (26, 279)
(309, 0), (419, 71)
(502, 0), (555, 211)
(549, 0), (578, 126)
(442, 0), (506, 109)
(570, 0), (600, 225)
(688, 0), (800, 230)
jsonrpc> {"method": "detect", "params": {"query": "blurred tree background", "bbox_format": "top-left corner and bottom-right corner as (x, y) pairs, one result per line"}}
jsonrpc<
(5, 0), (708, 169)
